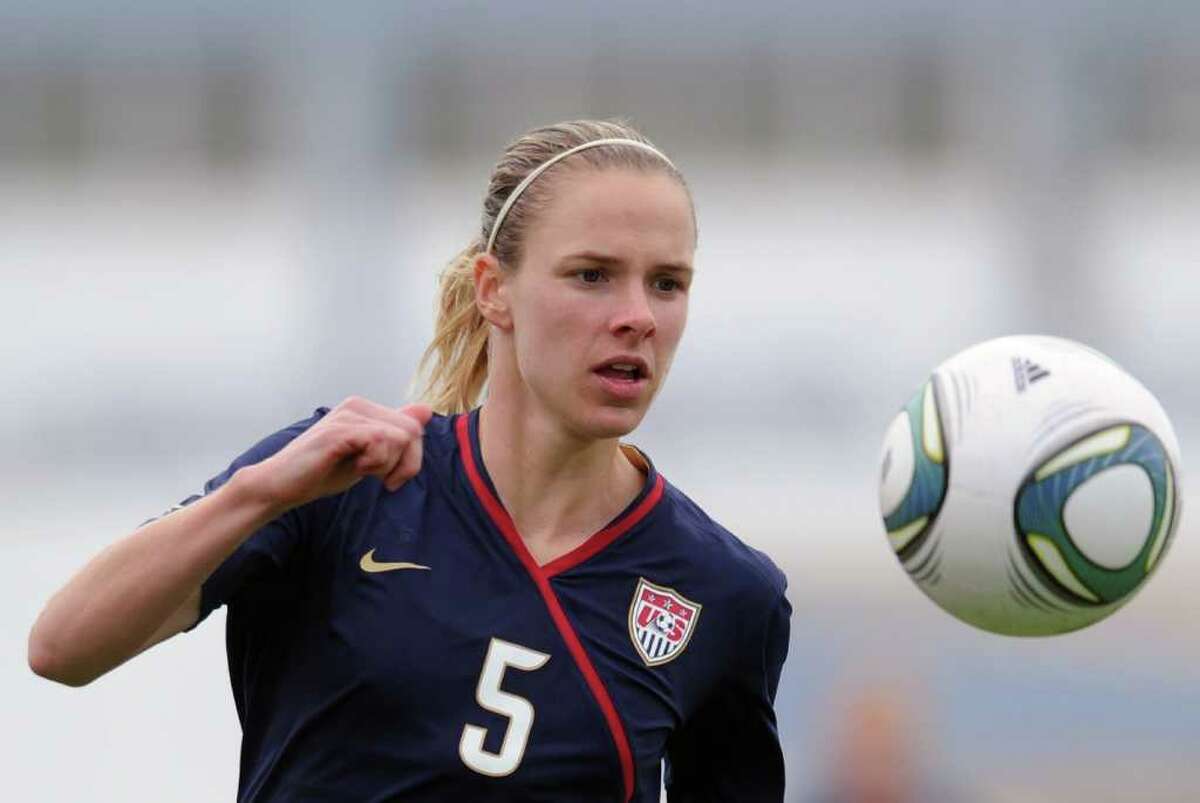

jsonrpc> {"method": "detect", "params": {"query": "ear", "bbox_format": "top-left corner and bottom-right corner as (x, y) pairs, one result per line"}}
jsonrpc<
(473, 252), (513, 330)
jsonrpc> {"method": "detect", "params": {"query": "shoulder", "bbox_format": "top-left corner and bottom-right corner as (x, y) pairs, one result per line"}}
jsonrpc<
(656, 480), (788, 612)
(421, 410), (459, 451)
(650, 480), (791, 680)
(411, 410), (461, 484)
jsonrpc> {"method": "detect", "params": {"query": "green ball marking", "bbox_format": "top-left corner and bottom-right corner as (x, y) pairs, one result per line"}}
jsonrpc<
(1145, 459), (1176, 573)
(883, 380), (948, 558)
(1015, 423), (1177, 605)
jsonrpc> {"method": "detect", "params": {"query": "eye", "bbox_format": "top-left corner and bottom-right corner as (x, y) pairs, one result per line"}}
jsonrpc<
(577, 268), (606, 284)
(653, 276), (685, 293)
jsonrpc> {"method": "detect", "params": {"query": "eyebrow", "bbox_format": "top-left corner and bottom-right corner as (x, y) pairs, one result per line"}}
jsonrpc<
(561, 250), (694, 274)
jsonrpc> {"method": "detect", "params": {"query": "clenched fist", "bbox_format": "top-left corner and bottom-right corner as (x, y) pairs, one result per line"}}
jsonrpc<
(250, 397), (434, 511)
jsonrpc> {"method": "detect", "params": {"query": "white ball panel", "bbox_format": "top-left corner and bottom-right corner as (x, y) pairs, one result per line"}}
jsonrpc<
(1063, 463), (1154, 570)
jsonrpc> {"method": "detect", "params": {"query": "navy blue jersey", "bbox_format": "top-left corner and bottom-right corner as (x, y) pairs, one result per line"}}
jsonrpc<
(170, 407), (790, 802)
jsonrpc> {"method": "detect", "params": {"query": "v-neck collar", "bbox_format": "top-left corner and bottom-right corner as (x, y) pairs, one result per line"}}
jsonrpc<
(455, 408), (665, 579)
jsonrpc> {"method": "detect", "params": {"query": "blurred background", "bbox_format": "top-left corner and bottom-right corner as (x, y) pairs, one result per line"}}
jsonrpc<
(4, 1), (1198, 800)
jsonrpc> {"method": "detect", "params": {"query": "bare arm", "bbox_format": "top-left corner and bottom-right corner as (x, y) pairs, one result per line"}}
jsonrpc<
(28, 465), (286, 686)
(28, 399), (433, 687)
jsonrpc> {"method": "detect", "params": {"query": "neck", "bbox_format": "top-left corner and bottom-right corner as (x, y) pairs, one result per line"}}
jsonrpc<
(477, 399), (644, 561)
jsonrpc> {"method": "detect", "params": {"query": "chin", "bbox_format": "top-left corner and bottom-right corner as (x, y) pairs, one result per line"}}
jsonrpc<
(574, 403), (646, 441)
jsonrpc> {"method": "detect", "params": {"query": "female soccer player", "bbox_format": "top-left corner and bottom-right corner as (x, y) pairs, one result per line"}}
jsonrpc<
(29, 120), (791, 802)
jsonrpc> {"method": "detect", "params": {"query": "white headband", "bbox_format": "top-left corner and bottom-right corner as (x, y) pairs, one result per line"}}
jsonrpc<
(485, 137), (676, 255)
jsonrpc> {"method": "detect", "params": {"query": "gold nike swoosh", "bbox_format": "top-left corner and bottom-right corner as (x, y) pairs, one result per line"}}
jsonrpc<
(360, 548), (431, 573)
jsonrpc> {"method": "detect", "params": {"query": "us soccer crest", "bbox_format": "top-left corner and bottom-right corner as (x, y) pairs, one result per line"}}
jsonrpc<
(628, 578), (702, 667)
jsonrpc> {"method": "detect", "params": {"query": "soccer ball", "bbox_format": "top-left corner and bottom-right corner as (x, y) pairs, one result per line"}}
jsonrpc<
(878, 335), (1183, 636)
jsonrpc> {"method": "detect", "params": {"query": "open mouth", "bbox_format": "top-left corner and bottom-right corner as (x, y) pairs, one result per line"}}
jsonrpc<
(594, 363), (644, 383)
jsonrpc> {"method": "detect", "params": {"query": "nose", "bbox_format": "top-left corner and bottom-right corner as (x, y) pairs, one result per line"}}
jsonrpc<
(610, 285), (656, 339)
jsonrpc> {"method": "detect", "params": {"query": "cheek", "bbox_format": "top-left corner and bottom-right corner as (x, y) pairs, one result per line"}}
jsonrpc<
(651, 301), (688, 380)
(658, 299), (689, 347)
(520, 291), (585, 348)
(513, 290), (591, 376)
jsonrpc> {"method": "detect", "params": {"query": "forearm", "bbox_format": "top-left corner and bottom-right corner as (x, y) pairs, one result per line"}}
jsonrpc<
(28, 462), (285, 686)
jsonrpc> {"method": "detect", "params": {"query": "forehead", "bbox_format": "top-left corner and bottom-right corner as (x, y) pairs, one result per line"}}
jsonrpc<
(521, 167), (696, 265)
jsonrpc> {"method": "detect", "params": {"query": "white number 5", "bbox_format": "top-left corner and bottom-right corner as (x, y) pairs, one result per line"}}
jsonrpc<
(459, 637), (551, 777)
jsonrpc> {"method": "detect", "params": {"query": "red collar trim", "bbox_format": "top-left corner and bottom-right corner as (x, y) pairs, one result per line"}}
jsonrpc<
(540, 475), (664, 577)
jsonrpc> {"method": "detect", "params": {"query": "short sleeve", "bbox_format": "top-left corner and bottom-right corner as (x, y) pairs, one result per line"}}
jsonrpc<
(141, 408), (334, 630)
(664, 590), (792, 802)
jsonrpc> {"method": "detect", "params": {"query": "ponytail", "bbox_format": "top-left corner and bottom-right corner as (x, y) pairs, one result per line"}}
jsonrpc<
(412, 238), (491, 414)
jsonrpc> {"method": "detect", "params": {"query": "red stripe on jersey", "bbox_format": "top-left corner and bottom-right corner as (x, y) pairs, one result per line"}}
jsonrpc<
(456, 414), (636, 802)
(542, 473), (664, 578)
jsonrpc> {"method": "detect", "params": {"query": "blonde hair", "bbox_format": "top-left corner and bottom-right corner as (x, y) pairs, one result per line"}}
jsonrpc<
(413, 119), (690, 414)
